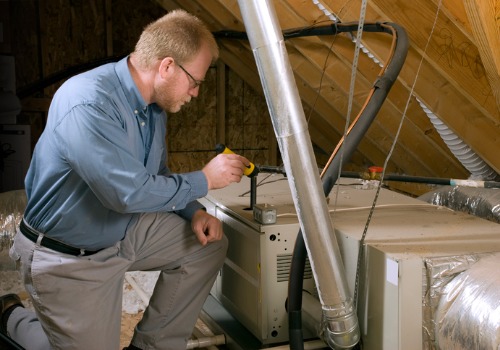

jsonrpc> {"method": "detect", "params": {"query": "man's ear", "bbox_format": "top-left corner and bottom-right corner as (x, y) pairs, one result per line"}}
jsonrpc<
(158, 57), (175, 79)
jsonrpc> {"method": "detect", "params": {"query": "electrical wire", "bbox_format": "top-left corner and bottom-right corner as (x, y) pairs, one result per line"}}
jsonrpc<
(330, 0), (369, 229)
(285, 17), (409, 350)
(351, 0), (444, 308)
(319, 22), (397, 180)
(276, 203), (452, 218)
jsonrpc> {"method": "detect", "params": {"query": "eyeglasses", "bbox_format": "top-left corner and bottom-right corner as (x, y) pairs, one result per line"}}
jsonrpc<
(178, 64), (203, 89)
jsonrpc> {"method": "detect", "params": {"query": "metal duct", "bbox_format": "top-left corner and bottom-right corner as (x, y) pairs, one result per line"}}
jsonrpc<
(236, 1), (359, 348)
(419, 185), (500, 223)
(0, 190), (26, 254)
(434, 253), (500, 349)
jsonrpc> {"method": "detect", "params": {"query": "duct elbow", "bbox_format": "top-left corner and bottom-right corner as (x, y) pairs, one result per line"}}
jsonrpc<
(322, 303), (360, 349)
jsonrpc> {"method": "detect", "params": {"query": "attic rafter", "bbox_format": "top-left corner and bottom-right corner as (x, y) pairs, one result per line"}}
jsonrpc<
(153, 0), (499, 179)
(279, 3), (468, 177)
(463, 0), (500, 110)
(318, 0), (499, 173)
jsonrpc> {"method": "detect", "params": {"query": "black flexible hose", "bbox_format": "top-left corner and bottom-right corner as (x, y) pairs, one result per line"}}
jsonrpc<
(286, 230), (308, 350)
(341, 171), (500, 189)
(217, 22), (406, 348)
(286, 22), (408, 350)
(321, 23), (409, 192)
(215, 21), (395, 40)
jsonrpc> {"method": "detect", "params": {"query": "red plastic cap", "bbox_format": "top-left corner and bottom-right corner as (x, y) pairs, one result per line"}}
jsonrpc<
(368, 166), (384, 173)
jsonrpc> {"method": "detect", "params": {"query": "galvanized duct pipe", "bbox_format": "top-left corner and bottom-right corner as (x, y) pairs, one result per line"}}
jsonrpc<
(236, 1), (359, 348)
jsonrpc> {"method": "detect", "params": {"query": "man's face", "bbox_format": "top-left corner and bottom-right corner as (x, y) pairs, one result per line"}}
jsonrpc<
(154, 44), (213, 113)
(153, 75), (188, 113)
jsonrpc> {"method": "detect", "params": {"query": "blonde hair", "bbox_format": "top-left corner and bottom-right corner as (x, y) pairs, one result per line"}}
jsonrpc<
(133, 9), (219, 68)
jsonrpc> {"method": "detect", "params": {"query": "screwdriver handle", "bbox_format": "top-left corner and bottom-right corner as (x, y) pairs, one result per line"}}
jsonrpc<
(215, 144), (258, 177)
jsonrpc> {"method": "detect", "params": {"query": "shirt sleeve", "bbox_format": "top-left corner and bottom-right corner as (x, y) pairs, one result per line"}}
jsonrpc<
(159, 157), (206, 221)
(175, 200), (205, 221)
(53, 103), (208, 214)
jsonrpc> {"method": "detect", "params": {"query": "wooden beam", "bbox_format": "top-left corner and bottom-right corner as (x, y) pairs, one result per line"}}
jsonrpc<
(463, 0), (500, 110)
(319, 0), (499, 173)
(368, 0), (498, 122)
(216, 60), (226, 144)
(155, 0), (492, 176)
(434, 0), (474, 41)
(278, 3), (469, 177)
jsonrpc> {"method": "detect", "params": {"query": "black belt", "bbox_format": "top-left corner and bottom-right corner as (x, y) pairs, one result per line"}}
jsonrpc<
(19, 219), (101, 256)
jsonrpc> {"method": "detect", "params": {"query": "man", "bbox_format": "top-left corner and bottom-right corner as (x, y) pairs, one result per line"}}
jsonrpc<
(0, 9), (249, 350)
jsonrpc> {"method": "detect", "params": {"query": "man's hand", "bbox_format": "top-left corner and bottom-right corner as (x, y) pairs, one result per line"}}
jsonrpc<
(202, 153), (250, 190)
(191, 209), (223, 246)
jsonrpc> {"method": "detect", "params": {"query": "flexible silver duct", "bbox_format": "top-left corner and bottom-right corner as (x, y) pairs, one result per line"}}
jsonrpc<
(0, 190), (26, 254)
(418, 99), (498, 180)
(434, 253), (500, 349)
(419, 185), (500, 223)
(236, 1), (359, 348)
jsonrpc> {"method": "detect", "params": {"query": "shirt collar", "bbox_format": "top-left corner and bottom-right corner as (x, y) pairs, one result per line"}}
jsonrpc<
(115, 56), (165, 118)
(115, 56), (148, 115)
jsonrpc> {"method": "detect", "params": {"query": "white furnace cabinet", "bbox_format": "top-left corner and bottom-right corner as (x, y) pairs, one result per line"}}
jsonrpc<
(200, 174), (500, 349)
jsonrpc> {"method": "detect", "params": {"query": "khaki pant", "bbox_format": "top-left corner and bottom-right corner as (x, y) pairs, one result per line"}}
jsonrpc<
(8, 212), (228, 350)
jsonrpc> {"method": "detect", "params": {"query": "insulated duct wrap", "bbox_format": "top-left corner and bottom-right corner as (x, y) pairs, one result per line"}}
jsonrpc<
(0, 190), (26, 253)
(434, 253), (500, 350)
(423, 254), (482, 349)
(419, 186), (500, 223)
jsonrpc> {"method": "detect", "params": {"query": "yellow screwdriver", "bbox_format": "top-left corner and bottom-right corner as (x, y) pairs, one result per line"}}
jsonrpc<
(215, 144), (258, 177)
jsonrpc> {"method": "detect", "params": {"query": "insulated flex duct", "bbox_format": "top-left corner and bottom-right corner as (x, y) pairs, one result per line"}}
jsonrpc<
(434, 253), (500, 349)
(236, 1), (359, 348)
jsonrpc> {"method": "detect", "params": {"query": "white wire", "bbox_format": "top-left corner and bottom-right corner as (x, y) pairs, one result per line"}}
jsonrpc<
(276, 203), (451, 218)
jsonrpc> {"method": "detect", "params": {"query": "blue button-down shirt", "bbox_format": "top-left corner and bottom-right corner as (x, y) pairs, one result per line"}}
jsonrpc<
(23, 57), (207, 250)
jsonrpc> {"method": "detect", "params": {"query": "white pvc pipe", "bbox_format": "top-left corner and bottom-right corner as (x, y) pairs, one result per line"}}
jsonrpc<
(186, 335), (226, 349)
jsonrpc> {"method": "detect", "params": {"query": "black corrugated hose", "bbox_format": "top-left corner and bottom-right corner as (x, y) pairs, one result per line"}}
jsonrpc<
(285, 22), (409, 350)
(216, 20), (408, 350)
